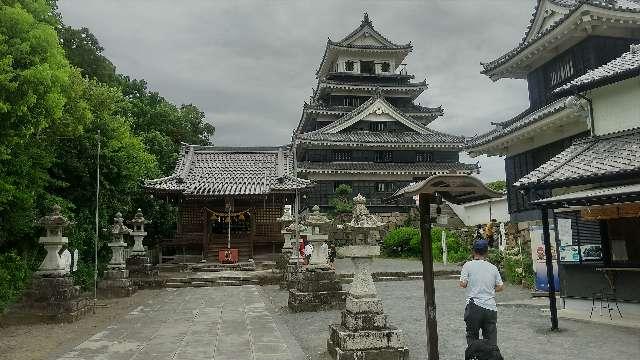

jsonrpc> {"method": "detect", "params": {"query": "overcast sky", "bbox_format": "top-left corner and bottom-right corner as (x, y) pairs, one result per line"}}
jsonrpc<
(58, 0), (537, 182)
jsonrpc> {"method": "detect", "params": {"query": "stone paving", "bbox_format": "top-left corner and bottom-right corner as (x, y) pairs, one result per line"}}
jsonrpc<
(334, 257), (459, 274)
(53, 286), (296, 360)
(262, 279), (640, 360)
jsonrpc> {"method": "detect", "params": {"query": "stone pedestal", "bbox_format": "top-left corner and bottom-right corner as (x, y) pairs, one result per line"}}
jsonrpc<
(288, 267), (346, 312)
(327, 257), (408, 359)
(98, 269), (137, 298)
(6, 276), (92, 324)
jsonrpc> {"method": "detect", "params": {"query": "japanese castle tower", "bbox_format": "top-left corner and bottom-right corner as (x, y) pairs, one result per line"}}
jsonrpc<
(293, 13), (477, 212)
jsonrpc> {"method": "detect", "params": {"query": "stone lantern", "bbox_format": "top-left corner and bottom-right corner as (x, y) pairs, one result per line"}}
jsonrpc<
(126, 209), (156, 278)
(36, 205), (71, 276)
(108, 212), (129, 269)
(288, 205), (345, 312)
(277, 205), (295, 255)
(303, 205), (331, 267)
(99, 212), (136, 298)
(4, 205), (92, 323)
(285, 222), (307, 264)
(128, 208), (149, 257)
(327, 194), (408, 359)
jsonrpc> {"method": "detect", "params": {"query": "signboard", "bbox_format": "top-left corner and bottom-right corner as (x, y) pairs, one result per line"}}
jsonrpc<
(530, 225), (560, 292)
(557, 218), (572, 247)
(581, 244), (602, 261)
(559, 246), (580, 262)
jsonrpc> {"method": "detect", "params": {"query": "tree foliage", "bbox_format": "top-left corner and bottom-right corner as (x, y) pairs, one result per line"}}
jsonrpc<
(0, 0), (215, 309)
(485, 180), (506, 193)
(329, 184), (353, 214)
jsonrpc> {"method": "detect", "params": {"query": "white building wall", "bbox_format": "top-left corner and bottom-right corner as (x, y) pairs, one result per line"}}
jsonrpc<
(447, 197), (509, 226)
(591, 77), (640, 136)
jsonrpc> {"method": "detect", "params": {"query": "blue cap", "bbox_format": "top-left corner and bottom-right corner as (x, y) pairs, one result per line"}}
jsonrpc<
(473, 240), (489, 252)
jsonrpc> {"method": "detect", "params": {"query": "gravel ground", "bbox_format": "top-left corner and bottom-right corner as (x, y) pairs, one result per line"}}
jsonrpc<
(0, 290), (164, 360)
(262, 280), (640, 360)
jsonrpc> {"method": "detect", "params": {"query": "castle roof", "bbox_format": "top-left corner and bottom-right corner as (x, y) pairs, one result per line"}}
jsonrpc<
(481, 0), (640, 80)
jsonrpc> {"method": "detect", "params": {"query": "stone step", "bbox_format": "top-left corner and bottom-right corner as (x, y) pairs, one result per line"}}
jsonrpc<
(167, 277), (191, 283)
(165, 282), (187, 288)
(190, 281), (210, 287)
(217, 280), (242, 286)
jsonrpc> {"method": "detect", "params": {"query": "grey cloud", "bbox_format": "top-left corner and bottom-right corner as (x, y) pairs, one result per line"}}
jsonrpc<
(58, 0), (538, 182)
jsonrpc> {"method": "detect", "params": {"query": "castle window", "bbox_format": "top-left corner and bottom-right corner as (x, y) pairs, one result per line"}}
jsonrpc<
(376, 182), (395, 192)
(416, 151), (433, 162)
(381, 62), (391, 73)
(374, 151), (393, 163)
(369, 122), (387, 132)
(360, 61), (375, 74)
(345, 60), (355, 72)
(333, 150), (352, 161)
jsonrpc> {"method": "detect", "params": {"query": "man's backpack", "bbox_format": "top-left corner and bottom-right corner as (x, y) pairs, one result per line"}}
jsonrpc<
(465, 340), (504, 360)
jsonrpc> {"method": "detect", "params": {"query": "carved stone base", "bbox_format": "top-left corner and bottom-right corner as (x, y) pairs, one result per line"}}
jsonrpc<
(126, 256), (158, 277)
(98, 269), (137, 298)
(327, 324), (409, 360)
(287, 267), (345, 312)
(3, 276), (92, 324)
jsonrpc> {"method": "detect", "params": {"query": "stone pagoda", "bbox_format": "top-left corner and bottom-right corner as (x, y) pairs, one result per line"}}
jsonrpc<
(288, 205), (345, 312)
(98, 212), (136, 298)
(126, 209), (156, 278)
(328, 194), (408, 359)
(294, 13), (476, 214)
(6, 205), (92, 324)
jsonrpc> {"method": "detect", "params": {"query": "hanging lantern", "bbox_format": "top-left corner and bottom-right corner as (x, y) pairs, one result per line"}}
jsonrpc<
(239, 213), (245, 221)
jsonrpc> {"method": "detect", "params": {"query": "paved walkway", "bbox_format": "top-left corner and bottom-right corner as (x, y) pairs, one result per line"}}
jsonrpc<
(334, 257), (459, 274)
(54, 287), (294, 360)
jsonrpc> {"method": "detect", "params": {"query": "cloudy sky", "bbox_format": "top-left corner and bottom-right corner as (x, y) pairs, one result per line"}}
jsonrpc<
(58, 0), (537, 182)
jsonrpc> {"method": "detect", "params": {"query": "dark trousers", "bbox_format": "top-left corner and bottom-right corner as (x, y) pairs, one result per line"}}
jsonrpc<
(464, 301), (498, 346)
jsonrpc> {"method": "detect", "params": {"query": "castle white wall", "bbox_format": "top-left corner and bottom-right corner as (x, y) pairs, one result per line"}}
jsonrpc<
(591, 77), (640, 136)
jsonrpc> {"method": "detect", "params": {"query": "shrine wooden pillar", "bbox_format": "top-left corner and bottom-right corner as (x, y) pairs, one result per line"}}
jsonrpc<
(419, 193), (439, 360)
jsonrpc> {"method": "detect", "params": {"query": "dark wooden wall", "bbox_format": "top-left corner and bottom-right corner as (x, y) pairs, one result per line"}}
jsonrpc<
(303, 149), (459, 163)
(527, 36), (637, 110)
(303, 180), (415, 210)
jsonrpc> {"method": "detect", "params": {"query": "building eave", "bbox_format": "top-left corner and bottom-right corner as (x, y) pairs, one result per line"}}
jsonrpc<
(481, 2), (640, 81)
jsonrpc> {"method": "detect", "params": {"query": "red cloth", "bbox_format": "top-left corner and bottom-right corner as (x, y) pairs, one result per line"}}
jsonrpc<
(299, 240), (304, 257)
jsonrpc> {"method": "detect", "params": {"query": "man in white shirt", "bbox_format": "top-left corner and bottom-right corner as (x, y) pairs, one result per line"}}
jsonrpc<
(459, 239), (504, 346)
(304, 242), (313, 265)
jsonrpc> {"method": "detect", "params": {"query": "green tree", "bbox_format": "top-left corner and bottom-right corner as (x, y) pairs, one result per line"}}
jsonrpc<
(485, 180), (506, 193)
(0, 0), (77, 248)
(57, 26), (117, 84)
(329, 184), (353, 214)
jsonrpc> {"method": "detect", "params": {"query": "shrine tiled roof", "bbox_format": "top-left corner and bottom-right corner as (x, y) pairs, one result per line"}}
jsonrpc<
(514, 127), (640, 188)
(467, 97), (570, 148)
(298, 131), (465, 148)
(144, 145), (313, 196)
(481, 0), (640, 76)
(298, 161), (478, 175)
(554, 44), (640, 95)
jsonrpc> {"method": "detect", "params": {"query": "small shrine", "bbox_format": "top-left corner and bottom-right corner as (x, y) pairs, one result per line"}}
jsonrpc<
(328, 194), (408, 359)
(5, 205), (92, 323)
(288, 205), (345, 312)
(98, 212), (136, 298)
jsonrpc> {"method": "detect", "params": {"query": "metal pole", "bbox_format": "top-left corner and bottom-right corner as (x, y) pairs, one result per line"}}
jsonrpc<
(419, 193), (439, 360)
(227, 207), (231, 249)
(541, 207), (559, 330)
(295, 189), (300, 268)
(93, 130), (100, 314)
